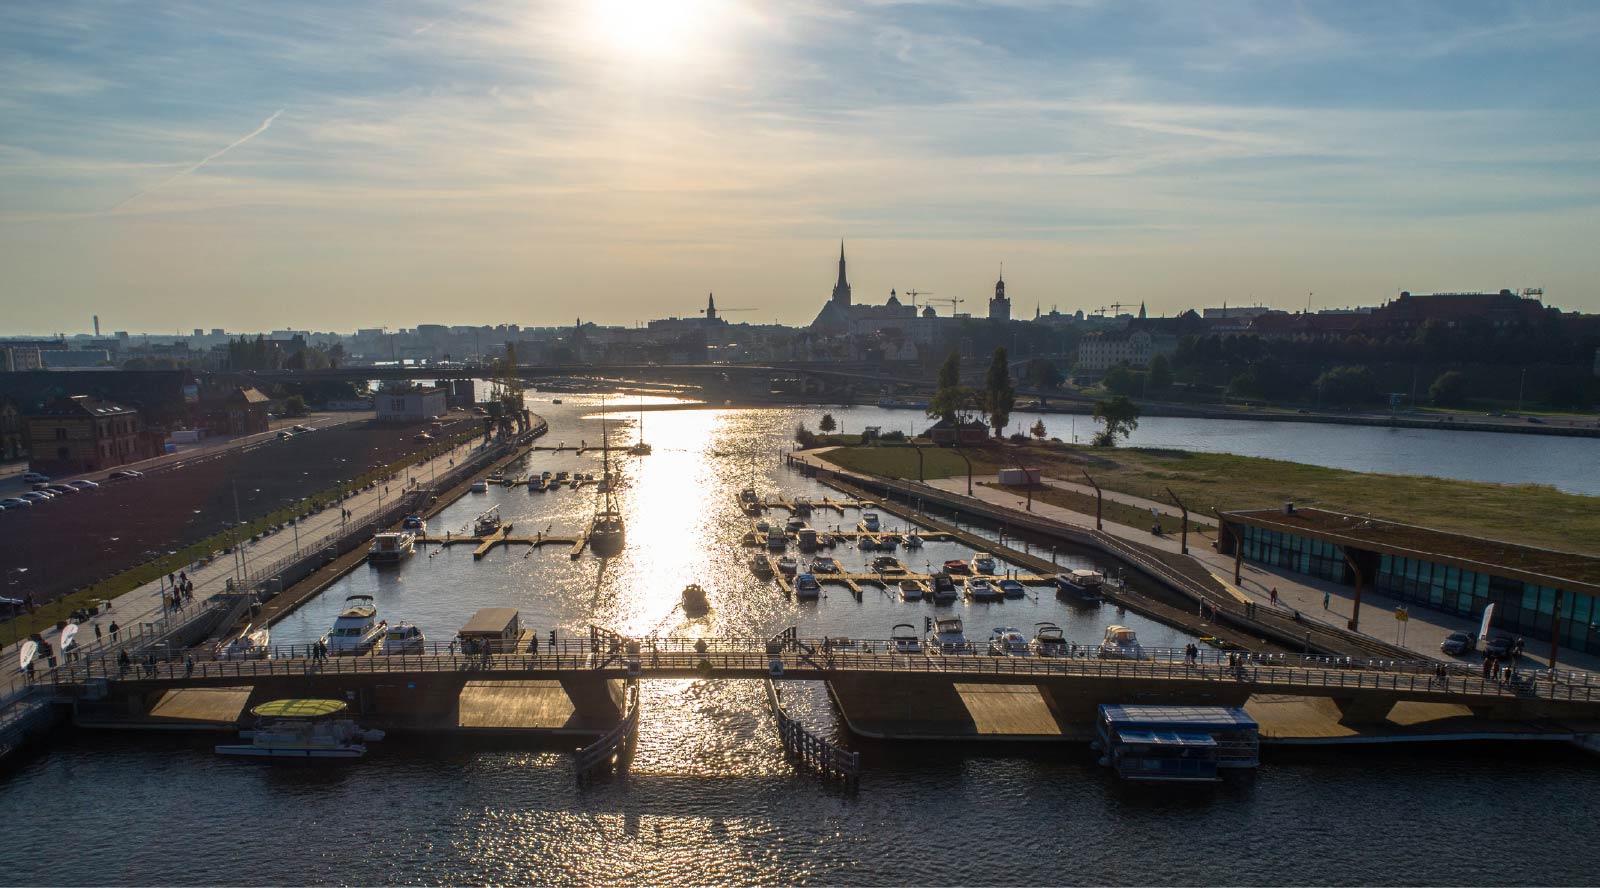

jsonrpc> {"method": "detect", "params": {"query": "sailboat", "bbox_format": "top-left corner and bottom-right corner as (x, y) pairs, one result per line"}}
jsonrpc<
(588, 396), (626, 557)
(627, 396), (652, 456)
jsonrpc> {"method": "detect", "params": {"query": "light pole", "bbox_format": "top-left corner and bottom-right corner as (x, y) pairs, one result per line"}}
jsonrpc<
(1517, 367), (1527, 414)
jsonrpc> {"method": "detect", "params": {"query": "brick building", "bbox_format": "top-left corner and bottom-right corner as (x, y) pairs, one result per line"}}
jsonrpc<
(25, 395), (158, 475)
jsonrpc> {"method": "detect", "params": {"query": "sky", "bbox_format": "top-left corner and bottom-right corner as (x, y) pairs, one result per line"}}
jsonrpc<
(3, 0), (1599, 334)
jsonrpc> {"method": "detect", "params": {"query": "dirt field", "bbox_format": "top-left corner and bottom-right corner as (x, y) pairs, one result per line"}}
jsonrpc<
(0, 418), (478, 606)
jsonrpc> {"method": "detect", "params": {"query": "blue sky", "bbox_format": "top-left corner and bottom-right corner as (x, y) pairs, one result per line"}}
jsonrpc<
(2, 0), (1598, 333)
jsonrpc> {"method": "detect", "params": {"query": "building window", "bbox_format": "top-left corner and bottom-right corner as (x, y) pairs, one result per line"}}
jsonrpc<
(55, 427), (67, 440)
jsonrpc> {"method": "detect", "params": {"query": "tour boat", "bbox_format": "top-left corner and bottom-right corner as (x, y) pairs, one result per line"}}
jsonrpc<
(218, 625), (271, 660)
(998, 578), (1027, 599)
(925, 616), (970, 653)
(971, 552), (997, 574)
(767, 528), (788, 551)
(943, 559), (970, 575)
(368, 530), (416, 563)
(810, 556), (840, 574)
(929, 573), (959, 603)
(473, 507), (502, 536)
(1055, 569), (1105, 602)
(988, 627), (1031, 657)
(681, 584), (710, 615)
(965, 576), (1001, 602)
(899, 579), (924, 602)
(777, 555), (798, 576)
(215, 699), (383, 760)
(321, 595), (386, 655)
(891, 623), (922, 654)
(401, 515), (426, 533)
(903, 532), (924, 548)
(1031, 623), (1069, 657)
(380, 623), (426, 655)
(794, 573), (821, 601)
(861, 512), (881, 532)
(1098, 625), (1144, 660)
(749, 553), (775, 577)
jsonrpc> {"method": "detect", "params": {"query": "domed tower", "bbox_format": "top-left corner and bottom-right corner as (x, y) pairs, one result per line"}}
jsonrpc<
(988, 268), (1011, 321)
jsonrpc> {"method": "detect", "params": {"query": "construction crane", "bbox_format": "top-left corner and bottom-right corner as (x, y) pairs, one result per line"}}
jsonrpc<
(925, 297), (964, 315)
(903, 288), (934, 307)
(1106, 302), (1132, 315)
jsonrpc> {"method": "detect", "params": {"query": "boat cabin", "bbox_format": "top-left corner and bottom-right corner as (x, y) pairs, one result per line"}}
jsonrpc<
(1096, 705), (1260, 782)
(457, 607), (522, 655)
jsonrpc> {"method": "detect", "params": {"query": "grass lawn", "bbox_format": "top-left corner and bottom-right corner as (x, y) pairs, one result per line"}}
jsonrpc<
(981, 481), (1214, 536)
(821, 441), (1599, 555)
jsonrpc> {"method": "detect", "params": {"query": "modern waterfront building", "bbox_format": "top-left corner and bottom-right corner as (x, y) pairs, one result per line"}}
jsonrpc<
(375, 386), (447, 423)
(1218, 506), (1600, 657)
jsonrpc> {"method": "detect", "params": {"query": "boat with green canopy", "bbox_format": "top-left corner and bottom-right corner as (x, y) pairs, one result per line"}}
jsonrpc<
(215, 698), (383, 760)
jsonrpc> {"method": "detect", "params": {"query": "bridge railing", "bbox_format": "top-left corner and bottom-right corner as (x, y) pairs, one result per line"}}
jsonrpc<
(766, 680), (858, 788)
(574, 680), (639, 782)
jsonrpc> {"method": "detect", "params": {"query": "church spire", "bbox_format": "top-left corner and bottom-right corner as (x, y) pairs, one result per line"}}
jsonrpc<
(830, 239), (852, 307)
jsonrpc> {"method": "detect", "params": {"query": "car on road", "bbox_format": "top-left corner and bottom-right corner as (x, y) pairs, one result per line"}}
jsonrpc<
(0, 497), (33, 509)
(1482, 634), (1516, 659)
(20, 471), (50, 483)
(278, 430), (293, 439)
(292, 424), (313, 433)
(67, 479), (99, 491)
(1439, 632), (1476, 656)
(107, 469), (144, 481)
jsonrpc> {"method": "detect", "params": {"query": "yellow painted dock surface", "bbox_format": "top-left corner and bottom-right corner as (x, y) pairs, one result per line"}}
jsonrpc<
(953, 684), (1065, 736)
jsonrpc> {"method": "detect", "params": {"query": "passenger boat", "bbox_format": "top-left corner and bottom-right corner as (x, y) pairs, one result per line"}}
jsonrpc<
(215, 699), (383, 760)
(810, 556), (840, 574)
(322, 595), (386, 655)
(965, 576), (1001, 602)
(368, 530), (416, 563)
(218, 625), (271, 660)
(899, 579), (924, 602)
(794, 573), (821, 601)
(925, 616), (970, 653)
(797, 528), (820, 551)
(380, 623), (426, 655)
(861, 512), (881, 532)
(971, 552), (997, 574)
(929, 573), (959, 603)
(1054, 569), (1105, 602)
(871, 555), (907, 574)
(473, 507), (502, 536)
(891, 623), (922, 654)
(681, 584), (710, 615)
(903, 532), (924, 548)
(943, 559), (970, 575)
(777, 555), (798, 576)
(749, 553), (775, 577)
(1098, 625), (1144, 660)
(401, 515), (426, 533)
(877, 397), (929, 410)
(988, 627), (1031, 656)
(470, 480), (488, 493)
(1031, 623), (1069, 657)
(766, 528), (788, 551)
(998, 578), (1027, 599)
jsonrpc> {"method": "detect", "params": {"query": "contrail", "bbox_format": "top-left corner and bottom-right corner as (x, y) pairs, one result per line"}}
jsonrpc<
(111, 108), (284, 211)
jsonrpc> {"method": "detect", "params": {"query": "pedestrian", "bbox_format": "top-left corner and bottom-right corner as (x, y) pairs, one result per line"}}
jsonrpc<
(118, 649), (130, 677)
(109, 621), (120, 642)
(1269, 587), (1278, 606)
(185, 655), (195, 677)
(1322, 591), (1330, 610)
(94, 623), (103, 641)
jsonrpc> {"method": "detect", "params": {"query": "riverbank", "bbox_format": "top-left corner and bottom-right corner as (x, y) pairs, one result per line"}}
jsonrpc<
(822, 440), (1599, 555)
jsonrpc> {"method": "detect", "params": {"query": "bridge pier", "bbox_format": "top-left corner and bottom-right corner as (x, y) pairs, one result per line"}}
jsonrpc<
(1331, 695), (1398, 725)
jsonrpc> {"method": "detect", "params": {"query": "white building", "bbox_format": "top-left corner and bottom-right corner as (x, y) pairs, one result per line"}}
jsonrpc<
(1074, 329), (1176, 371)
(376, 387), (447, 423)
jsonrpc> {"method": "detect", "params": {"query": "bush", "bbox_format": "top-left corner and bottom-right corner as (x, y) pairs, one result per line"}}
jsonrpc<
(880, 429), (906, 442)
(1009, 432), (1028, 443)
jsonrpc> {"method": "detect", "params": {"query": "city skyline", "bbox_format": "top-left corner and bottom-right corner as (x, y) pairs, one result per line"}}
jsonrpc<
(4, 0), (1599, 333)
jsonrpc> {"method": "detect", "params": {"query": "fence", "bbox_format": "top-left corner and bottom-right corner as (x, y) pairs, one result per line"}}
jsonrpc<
(766, 679), (858, 787)
(573, 680), (639, 782)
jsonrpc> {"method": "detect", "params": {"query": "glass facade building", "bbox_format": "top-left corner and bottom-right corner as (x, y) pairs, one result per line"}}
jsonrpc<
(1237, 525), (1349, 584)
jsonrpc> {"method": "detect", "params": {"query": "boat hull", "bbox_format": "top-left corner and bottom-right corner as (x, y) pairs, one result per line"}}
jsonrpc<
(215, 744), (366, 759)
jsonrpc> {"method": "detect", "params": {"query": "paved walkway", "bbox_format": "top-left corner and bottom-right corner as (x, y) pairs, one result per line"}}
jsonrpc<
(2, 437), (487, 694)
(854, 463), (1600, 677)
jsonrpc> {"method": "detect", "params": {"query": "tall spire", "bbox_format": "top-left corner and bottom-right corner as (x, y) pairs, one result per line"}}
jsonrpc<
(705, 292), (716, 321)
(830, 239), (852, 307)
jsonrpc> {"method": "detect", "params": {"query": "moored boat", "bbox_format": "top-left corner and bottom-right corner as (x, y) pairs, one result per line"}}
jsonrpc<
(777, 555), (798, 576)
(794, 573), (821, 600)
(891, 622), (922, 654)
(1055, 569), (1105, 602)
(682, 583), (710, 615)
(749, 553), (775, 577)
(899, 579), (924, 602)
(1098, 625), (1144, 660)
(971, 552), (997, 574)
(810, 555), (840, 574)
(989, 626), (1031, 656)
(903, 532), (924, 548)
(1031, 623), (1068, 657)
(766, 527), (787, 551)
(943, 559), (970, 575)
(998, 578), (1027, 599)
(861, 512), (881, 532)
(929, 573), (959, 603)
(380, 623), (426, 655)
(965, 576), (1001, 602)
(218, 625), (271, 660)
(322, 595), (386, 655)
(473, 507), (502, 536)
(215, 699), (382, 760)
(368, 530), (416, 563)
(926, 615), (970, 653)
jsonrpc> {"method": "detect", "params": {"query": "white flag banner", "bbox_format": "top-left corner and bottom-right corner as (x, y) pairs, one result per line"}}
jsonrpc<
(1478, 603), (1496, 640)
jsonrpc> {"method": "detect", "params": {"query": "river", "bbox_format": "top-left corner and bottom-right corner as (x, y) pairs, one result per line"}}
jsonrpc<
(2, 396), (1596, 886)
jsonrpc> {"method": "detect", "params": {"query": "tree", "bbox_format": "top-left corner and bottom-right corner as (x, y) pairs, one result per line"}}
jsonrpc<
(1024, 357), (1064, 390)
(793, 422), (817, 448)
(818, 413), (837, 434)
(1091, 395), (1141, 447)
(1102, 361), (1139, 397)
(283, 395), (308, 417)
(1428, 370), (1468, 406)
(927, 351), (968, 423)
(1030, 419), (1047, 440)
(983, 347), (1016, 437)
(1147, 354), (1173, 391)
(1314, 365), (1379, 405)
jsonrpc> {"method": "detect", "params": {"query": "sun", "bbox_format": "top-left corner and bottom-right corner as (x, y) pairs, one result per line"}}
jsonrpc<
(584, 0), (720, 62)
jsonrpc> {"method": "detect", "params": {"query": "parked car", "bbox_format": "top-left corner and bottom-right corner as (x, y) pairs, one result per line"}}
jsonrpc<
(277, 430), (293, 439)
(107, 470), (144, 481)
(0, 497), (33, 509)
(1439, 632), (1476, 656)
(66, 479), (99, 491)
(20, 492), (52, 503)
(45, 484), (78, 495)
(1482, 634), (1516, 659)
(20, 471), (50, 483)
(292, 424), (312, 433)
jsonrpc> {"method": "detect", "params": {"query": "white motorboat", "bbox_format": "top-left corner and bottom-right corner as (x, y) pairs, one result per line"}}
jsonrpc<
(1055, 569), (1105, 602)
(470, 480), (488, 493)
(473, 507), (502, 536)
(1098, 625), (1144, 660)
(322, 595), (386, 655)
(215, 699), (383, 760)
(899, 579), (924, 602)
(739, 487), (762, 514)
(1031, 623), (1069, 657)
(891, 623), (922, 654)
(794, 573), (821, 600)
(380, 623), (426, 655)
(926, 616), (970, 654)
(929, 573), (959, 604)
(965, 576), (1001, 602)
(861, 512), (881, 532)
(971, 552), (997, 574)
(989, 627), (1031, 657)
(368, 530), (415, 563)
(218, 625), (271, 660)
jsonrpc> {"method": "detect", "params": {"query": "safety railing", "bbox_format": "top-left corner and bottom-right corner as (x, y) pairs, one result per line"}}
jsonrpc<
(767, 679), (858, 787)
(574, 681), (639, 782)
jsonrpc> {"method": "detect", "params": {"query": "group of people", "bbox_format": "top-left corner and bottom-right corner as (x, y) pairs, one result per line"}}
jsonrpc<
(164, 572), (194, 611)
(1483, 639), (1526, 682)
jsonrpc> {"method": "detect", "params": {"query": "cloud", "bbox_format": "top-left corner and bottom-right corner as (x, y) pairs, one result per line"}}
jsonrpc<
(109, 109), (285, 212)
